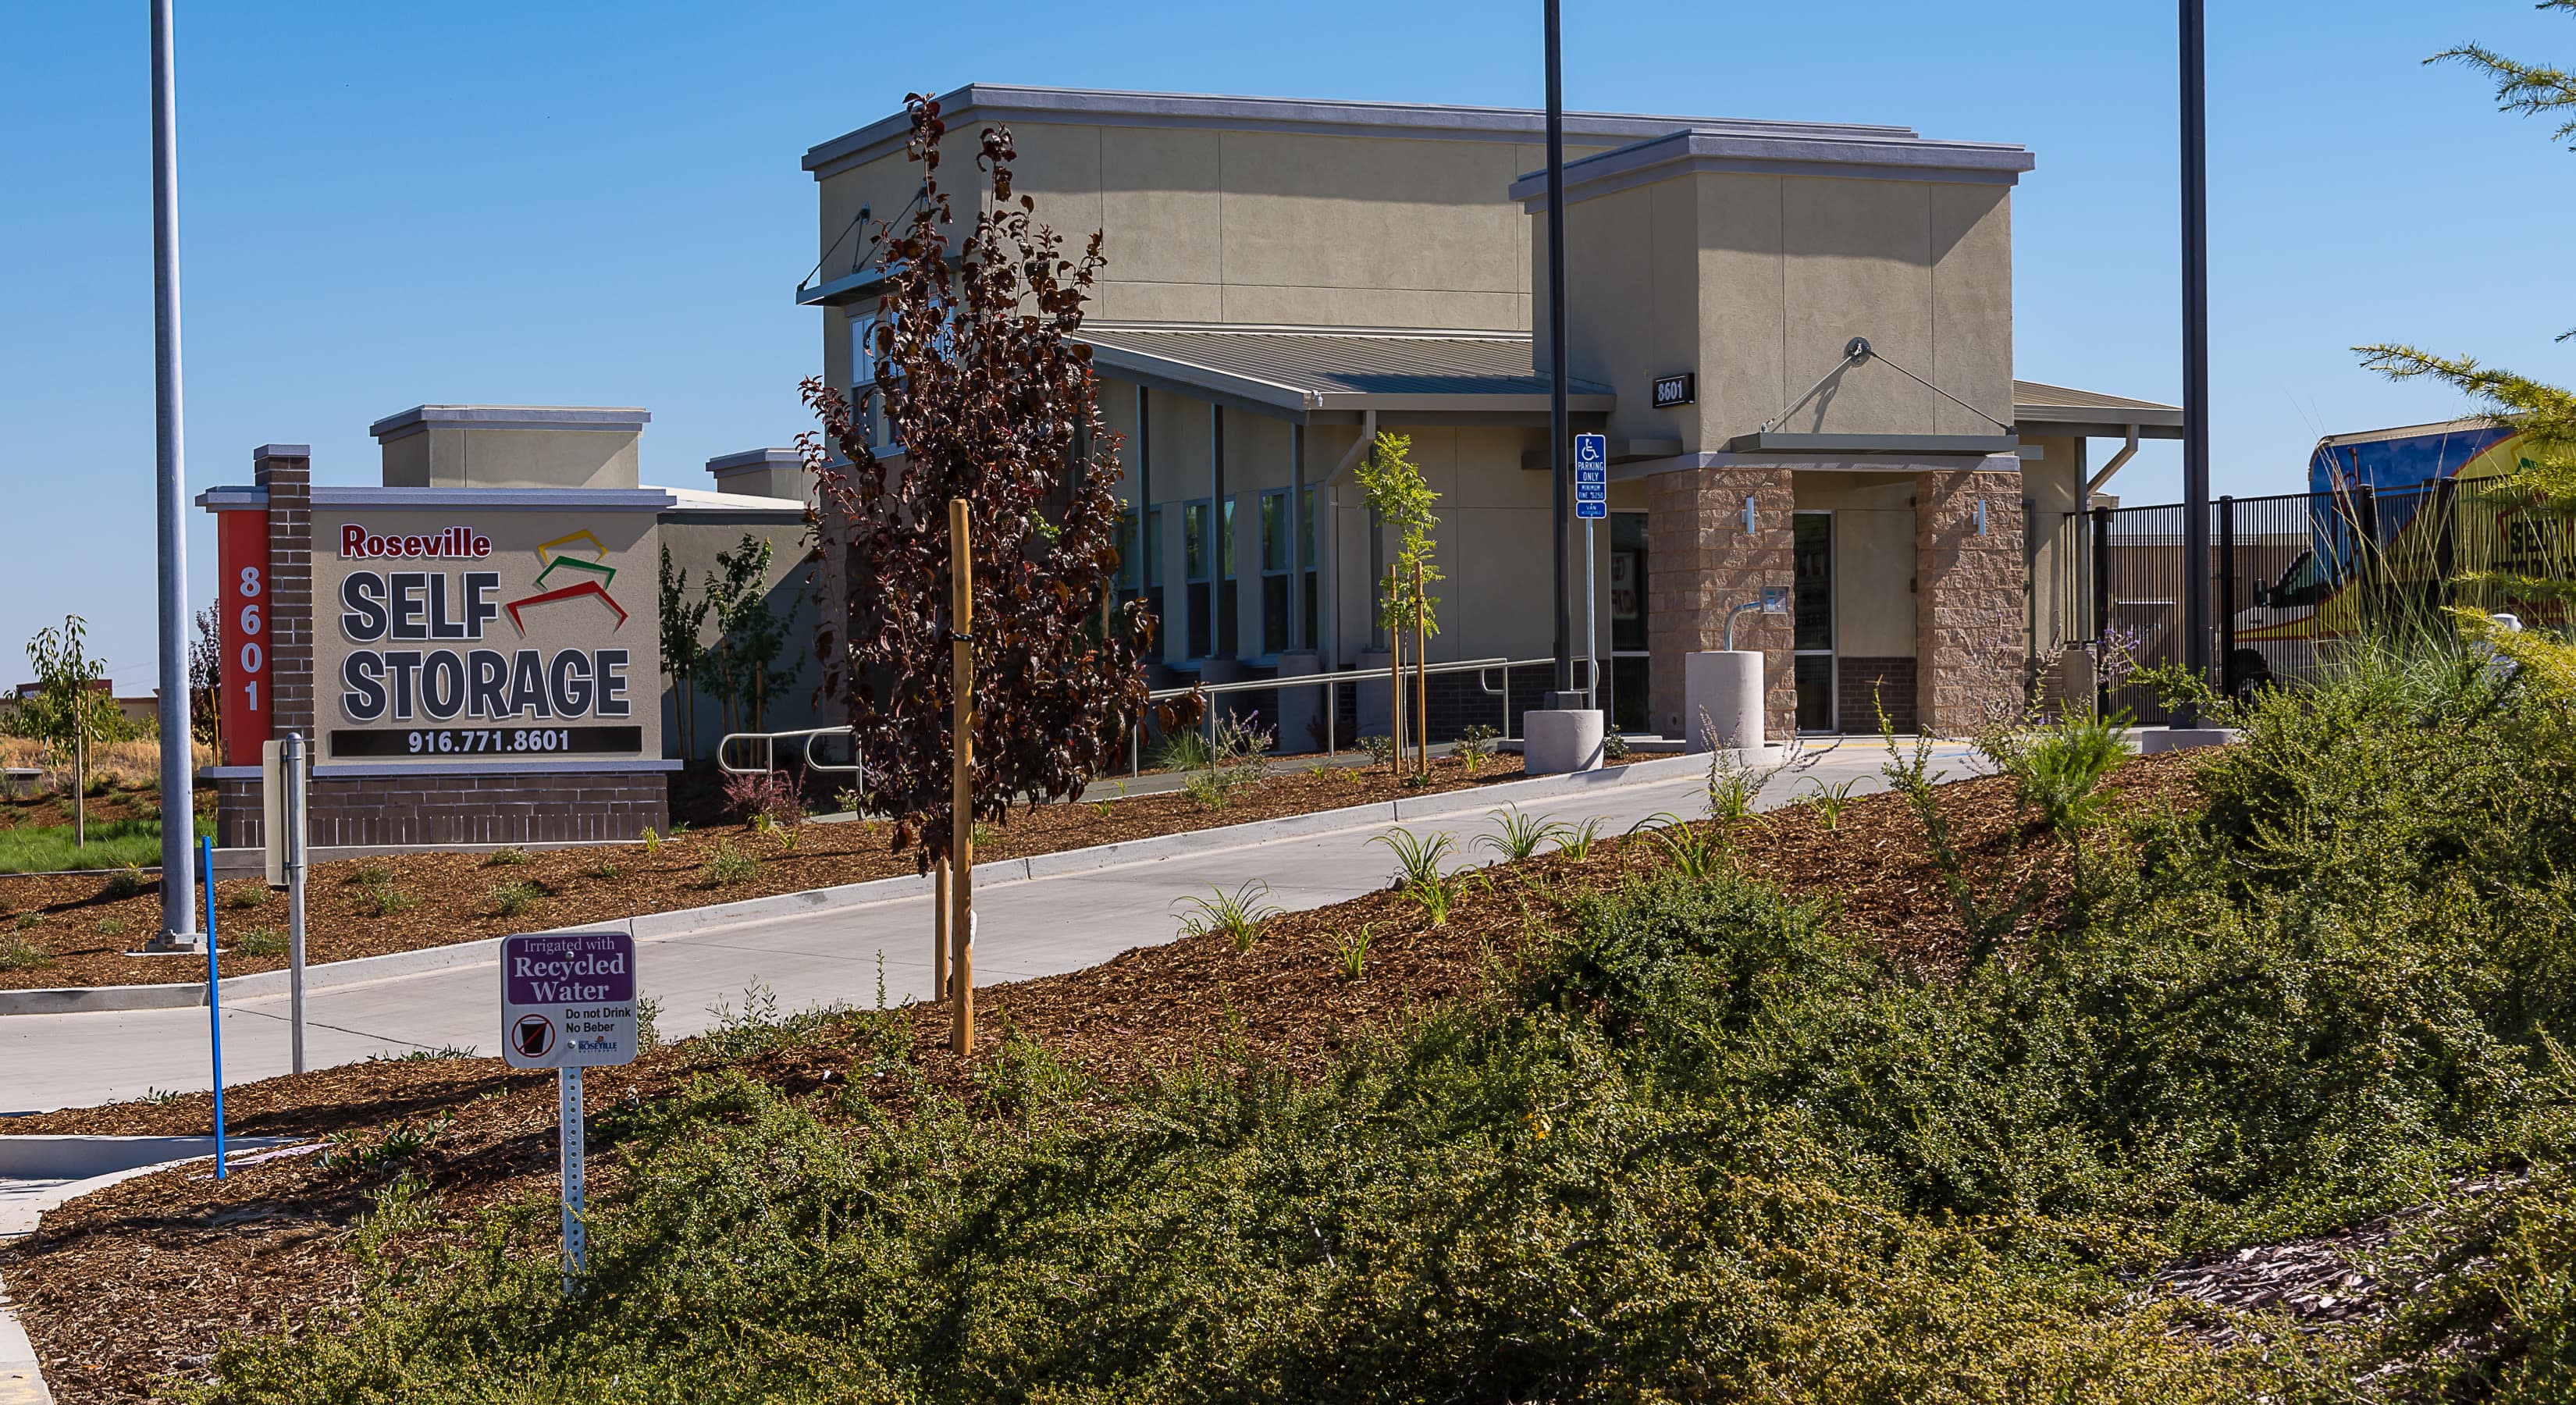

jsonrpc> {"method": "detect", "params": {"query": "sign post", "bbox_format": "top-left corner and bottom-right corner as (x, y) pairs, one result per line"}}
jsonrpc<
(500, 928), (639, 1293)
(1574, 434), (1609, 710)
(262, 734), (309, 1073)
(949, 500), (976, 1056)
(200, 833), (226, 1179)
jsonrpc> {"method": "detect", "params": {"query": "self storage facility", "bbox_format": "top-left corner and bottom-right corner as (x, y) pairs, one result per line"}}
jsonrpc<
(800, 86), (2181, 740)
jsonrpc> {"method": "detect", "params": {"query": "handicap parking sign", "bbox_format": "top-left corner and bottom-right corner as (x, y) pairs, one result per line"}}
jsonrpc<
(1574, 432), (1606, 465)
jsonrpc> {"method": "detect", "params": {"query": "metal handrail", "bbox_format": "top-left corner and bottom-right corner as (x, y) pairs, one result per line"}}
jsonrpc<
(1131, 654), (1598, 774)
(715, 725), (864, 779)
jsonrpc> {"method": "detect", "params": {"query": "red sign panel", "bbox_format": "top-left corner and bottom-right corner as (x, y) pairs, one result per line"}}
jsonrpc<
(215, 508), (272, 765)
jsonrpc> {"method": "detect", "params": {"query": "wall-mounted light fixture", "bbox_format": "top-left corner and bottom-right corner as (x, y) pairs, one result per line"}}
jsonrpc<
(1975, 498), (1988, 535)
(1742, 495), (1757, 535)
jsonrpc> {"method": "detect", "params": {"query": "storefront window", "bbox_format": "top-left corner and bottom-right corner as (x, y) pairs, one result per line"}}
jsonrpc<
(1260, 489), (1317, 654)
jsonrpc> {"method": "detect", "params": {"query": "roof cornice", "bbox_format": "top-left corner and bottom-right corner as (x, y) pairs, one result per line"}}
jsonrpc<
(804, 84), (1920, 180)
(368, 406), (652, 443)
(1510, 126), (2034, 208)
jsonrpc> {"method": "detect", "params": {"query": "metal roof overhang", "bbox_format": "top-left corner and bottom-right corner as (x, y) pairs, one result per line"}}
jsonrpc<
(1074, 333), (1617, 425)
(2010, 380), (2185, 439)
(2012, 407), (2186, 440)
(1725, 431), (2023, 457)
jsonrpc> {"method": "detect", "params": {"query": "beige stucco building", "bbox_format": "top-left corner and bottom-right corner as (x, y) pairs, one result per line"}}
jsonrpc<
(796, 86), (2181, 741)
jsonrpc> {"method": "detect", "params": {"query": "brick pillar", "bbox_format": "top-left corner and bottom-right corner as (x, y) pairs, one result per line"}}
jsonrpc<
(1915, 466), (2026, 736)
(1647, 465), (1795, 742)
(254, 446), (315, 742)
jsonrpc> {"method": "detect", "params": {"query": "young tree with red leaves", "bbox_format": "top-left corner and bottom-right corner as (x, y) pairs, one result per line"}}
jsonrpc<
(799, 94), (1188, 870)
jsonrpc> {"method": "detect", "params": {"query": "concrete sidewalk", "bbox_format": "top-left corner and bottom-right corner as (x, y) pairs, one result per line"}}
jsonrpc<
(1, 739), (1952, 1115)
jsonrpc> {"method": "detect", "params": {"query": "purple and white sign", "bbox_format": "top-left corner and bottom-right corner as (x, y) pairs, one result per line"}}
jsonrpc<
(500, 929), (639, 1069)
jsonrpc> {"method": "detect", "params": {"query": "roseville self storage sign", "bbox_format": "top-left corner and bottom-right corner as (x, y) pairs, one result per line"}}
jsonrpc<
(197, 433), (685, 850)
(318, 510), (656, 763)
(501, 930), (639, 1069)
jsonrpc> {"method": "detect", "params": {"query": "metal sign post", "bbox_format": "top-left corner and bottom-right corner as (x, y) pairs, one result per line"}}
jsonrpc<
(557, 1065), (586, 1288)
(1574, 434), (1609, 710)
(200, 833), (226, 1179)
(262, 735), (310, 1073)
(501, 928), (639, 1293)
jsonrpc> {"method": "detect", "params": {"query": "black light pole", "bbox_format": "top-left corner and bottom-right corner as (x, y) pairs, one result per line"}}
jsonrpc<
(2178, 0), (2212, 721)
(1544, 0), (1572, 699)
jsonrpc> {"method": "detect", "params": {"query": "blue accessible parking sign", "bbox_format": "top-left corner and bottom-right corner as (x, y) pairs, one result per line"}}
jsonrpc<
(1573, 433), (1607, 520)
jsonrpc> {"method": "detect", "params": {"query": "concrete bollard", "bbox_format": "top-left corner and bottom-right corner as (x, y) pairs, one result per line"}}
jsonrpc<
(1525, 709), (1605, 775)
(1685, 651), (1763, 752)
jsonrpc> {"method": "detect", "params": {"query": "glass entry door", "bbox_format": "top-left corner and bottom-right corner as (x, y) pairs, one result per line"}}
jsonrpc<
(1792, 512), (1835, 731)
(1608, 511), (1649, 734)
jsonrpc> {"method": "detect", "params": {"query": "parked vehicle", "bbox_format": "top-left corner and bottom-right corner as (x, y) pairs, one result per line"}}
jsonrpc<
(2229, 419), (2568, 693)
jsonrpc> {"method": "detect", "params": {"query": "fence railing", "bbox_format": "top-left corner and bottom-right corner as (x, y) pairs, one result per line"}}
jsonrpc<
(714, 725), (863, 780)
(2082, 480), (2573, 723)
(713, 656), (1603, 790)
(1133, 654), (1596, 775)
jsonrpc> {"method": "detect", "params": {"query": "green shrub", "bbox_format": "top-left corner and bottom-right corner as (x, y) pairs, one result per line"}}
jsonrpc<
(1985, 710), (2128, 836)
(0, 937), (52, 972)
(185, 640), (2576, 1401)
(234, 927), (288, 958)
(1147, 728), (1212, 772)
(699, 839), (762, 889)
(1454, 723), (1500, 774)
(354, 879), (416, 918)
(482, 846), (531, 868)
(1172, 879), (1280, 951)
(487, 882), (546, 918)
(227, 885), (270, 910)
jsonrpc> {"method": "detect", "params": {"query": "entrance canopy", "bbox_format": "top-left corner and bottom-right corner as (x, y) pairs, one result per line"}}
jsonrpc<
(1073, 325), (1614, 424)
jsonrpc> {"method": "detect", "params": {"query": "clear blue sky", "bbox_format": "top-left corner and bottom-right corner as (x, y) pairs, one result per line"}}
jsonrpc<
(6, 0), (2574, 685)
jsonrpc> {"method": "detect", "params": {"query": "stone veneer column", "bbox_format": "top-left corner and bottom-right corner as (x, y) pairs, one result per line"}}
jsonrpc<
(1914, 466), (2027, 735)
(1646, 465), (1796, 742)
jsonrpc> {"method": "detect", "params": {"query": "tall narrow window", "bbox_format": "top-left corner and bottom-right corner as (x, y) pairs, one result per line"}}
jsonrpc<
(1117, 503), (1165, 647)
(1183, 500), (1212, 659)
(1216, 496), (1239, 659)
(847, 311), (885, 448)
(1261, 489), (1292, 655)
(1299, 484), (1319, 650)
(1792, 512), (1835, 731)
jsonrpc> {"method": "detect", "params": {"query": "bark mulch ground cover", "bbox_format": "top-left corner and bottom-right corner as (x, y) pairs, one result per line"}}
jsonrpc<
(0, 752), (1535, 991)
(0, 749), (2201, 1404)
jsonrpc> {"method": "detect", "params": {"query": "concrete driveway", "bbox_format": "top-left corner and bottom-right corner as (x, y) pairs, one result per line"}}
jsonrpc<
(1, 739), (1964, 1114)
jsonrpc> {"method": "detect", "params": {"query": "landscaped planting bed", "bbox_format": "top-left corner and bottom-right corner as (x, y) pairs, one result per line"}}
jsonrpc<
(2, 752), (2200, 1404)
(0, 752), (1536, 990)
(20, 646), (2576, 1403)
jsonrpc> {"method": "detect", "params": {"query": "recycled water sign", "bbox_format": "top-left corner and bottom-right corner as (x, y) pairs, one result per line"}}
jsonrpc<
(315, 503), (663, 764)
(500, 930), (639, 1069)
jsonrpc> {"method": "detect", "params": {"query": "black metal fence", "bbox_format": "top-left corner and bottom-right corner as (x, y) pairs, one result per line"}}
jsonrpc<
(2081, 482), (2572, 724)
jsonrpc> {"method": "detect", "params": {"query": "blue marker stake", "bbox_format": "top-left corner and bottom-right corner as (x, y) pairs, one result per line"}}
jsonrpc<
(201, 833), (226, 1180)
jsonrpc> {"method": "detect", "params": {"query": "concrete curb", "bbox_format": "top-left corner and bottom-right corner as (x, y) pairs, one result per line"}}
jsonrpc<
(0, 1136), (300, 1404)
(0, 753), (1728, 1019)
(0, 1272), (44, 1405)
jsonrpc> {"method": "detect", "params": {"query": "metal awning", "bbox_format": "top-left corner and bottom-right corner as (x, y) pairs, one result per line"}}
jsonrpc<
(2012, 379), (2183, 439)
(1072, 325), (1617, 423)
